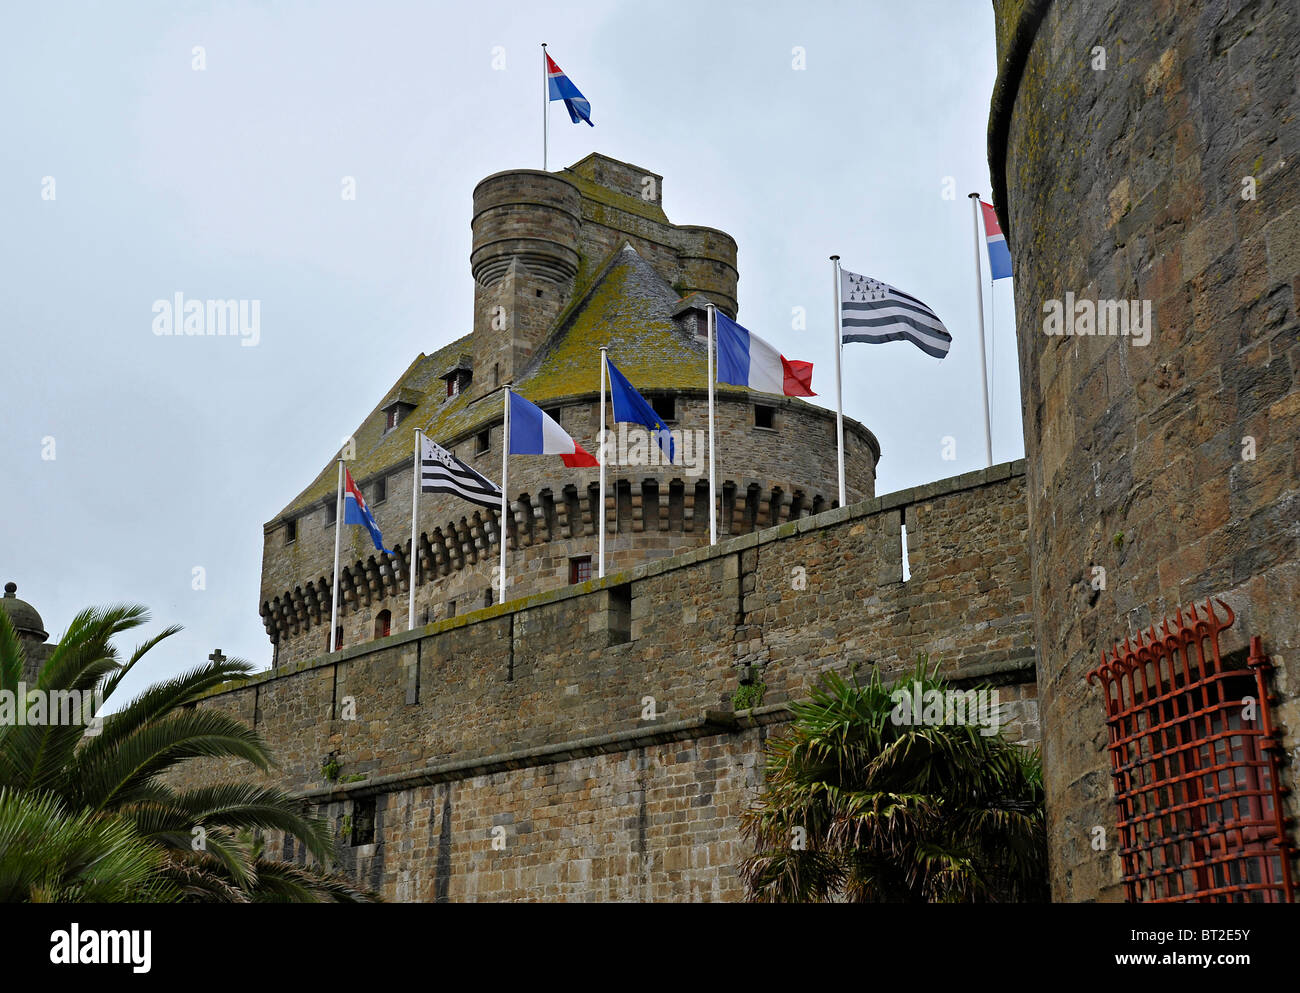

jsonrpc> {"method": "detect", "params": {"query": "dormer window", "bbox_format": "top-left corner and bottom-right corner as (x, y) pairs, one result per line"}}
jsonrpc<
(381, 394), (419, 435)
(441, 358), (473, 399)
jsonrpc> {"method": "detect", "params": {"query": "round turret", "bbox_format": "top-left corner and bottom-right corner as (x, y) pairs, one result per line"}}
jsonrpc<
(0, 581), (47, 643)
(674, 226), (739, 318)
(470, 170), (581, 287)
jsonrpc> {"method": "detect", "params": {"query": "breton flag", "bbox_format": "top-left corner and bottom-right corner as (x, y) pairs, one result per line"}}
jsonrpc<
(546, 53), (593, 126)
(421, 435), (502, 509)
(980, 200), (1013, 280)
(509, 391), (600, 467)
(607, 357), (674, 463)
(716, 312), (815, 396)
(840, 269), (953, 360)
(343, 468), (391, 552)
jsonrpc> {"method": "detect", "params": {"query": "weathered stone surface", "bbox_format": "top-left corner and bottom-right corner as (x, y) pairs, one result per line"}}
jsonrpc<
(169, 465), (1038, 901)
(992, 0), (1300, 902)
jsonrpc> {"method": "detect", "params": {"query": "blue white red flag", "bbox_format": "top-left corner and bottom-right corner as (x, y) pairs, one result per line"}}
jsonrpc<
(715, 312), (815, 396)
(509, 391), (599, 467)
(980, 200), (1013, 280)
(546, 53), (593, 126)
(343, 468), (391, 552)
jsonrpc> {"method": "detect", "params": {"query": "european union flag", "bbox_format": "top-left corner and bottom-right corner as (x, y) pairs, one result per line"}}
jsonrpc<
(607, 358), (674, 463)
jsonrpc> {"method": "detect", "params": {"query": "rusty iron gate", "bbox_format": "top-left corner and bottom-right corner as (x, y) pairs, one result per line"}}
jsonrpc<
(1086, 598), (1295, 902)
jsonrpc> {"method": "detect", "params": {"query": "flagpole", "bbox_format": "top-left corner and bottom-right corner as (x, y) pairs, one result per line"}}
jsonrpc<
(499, 386), (511, 603)
(408, 428), (421, 631)
(598, 346), (608, 577)
(541, 43), (548, 171)
(329, 458), (343, 653)
(706, 303), (717, 545)
(831, 255), (846, 507)
(968, 193), (994, 468)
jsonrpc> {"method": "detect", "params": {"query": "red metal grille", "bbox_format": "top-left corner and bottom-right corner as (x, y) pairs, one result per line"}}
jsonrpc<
(1086, 598), (1295, 903)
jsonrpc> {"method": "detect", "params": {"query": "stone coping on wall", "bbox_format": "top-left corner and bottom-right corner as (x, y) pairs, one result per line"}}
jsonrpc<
(213, 458), (1028, 701)
(295, 633), (1039, 805)
(298, 704), (792, 803)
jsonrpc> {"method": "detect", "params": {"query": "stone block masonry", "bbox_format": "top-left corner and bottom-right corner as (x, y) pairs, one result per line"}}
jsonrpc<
(167, 462), (1038, 901)
(992, 0), (1300, 902)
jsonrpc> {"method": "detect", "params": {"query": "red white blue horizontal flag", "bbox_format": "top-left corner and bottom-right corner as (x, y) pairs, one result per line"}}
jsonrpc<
(343, 467), (391, 552)
(980, 200), (1013, 280)
(546, 53), (593, 126)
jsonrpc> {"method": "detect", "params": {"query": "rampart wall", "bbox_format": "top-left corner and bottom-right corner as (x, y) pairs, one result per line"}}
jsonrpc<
(174, 461), (1038, 901)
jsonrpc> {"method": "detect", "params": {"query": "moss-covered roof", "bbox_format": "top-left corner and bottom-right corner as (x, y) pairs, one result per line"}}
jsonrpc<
(276, 244), (799, 523)
(277, 336), (474, 519)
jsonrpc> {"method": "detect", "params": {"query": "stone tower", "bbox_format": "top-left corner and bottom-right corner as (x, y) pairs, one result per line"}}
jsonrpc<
(991, 0), (1299, 901)
(468, 155), (741, 399)
(259, 155), (877, 667)
(0, 582), (52, 684)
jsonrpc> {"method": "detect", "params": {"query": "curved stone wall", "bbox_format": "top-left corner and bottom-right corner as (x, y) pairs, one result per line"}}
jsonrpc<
(992, 0), (1300, 901)
(263, 391), (879, 665)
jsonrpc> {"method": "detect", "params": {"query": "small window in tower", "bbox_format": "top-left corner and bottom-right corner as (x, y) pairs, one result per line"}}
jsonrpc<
(493, 363), (499, 388)
(373, 476), (387, 504)
(475, 429), (491, 455)
(333, 625), (343, 651)
(569, 556), (592, 585)
(374, 609), (391, 639)
(285, 519), (297, 544)
(535, 288), (543, 298)
(386, 409), (399, 430)
(446, 376), (457, 398)
(326, 500), (337, 526)
(651, 394), (676, 423)
(755, 404), (775, 430)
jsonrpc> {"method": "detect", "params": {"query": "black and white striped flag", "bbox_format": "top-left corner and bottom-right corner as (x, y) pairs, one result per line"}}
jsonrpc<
(421, 435), (501, 508)
(840, 269), (952, 359)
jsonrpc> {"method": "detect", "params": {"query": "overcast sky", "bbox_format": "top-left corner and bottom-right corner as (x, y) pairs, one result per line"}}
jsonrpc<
(0, 0), (1020, 696)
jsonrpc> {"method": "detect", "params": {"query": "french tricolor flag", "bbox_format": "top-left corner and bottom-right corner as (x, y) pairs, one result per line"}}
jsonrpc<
(509, 391), (599, 467)
(980, 200), (1013, 280)
(716, 311), (815, 397)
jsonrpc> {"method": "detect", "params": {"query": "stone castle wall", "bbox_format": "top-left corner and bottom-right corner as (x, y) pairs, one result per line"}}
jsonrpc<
(261, 390), (878, 666)
(175, 462), (1037, 901)
(991, 0), (1300, 901)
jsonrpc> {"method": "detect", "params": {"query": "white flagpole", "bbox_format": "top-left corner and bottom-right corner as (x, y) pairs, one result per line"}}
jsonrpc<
(499, 386), (510, 603)
(706, 303), (717, 545)
(408, 428), (421, 631)
(541, 43), (549, 171)
(831, 255), (846, 507)
(599, 346), (608, 577)
(968, 193), (994, 468)
(329, 458), (344, 652)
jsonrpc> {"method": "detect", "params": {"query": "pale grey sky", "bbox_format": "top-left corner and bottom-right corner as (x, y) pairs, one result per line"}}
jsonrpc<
(0, 0), (1020, 696)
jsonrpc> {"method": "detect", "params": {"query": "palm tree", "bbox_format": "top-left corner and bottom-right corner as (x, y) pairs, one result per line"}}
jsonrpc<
(739, 662), (1047, 902)
(0, 788), (175, 902)
(0, 603), (376, 902)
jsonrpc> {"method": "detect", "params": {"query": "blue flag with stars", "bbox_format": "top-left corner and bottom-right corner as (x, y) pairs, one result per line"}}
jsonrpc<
(606, 357), (674, 463)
